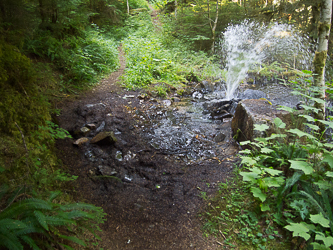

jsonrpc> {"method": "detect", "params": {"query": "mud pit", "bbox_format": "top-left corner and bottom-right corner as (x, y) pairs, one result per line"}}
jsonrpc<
(55, 49), (239, 249)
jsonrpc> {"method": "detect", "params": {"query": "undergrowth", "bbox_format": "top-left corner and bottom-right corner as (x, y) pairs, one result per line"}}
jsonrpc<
(202, 71), (333, 249)
(121, 12), (223, 95)
(201, 170), (290, 249)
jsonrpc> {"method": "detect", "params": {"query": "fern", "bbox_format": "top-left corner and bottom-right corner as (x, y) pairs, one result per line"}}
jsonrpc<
(0, 190), (105, 250)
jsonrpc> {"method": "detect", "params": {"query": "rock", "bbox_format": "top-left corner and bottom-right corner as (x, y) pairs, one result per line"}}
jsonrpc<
(231, 99), (292, 143)
(80, 127), (90, 135)
(203, 99), (232, 110)
(214, 132), (226, 143)
(239, 89), (267, 100)
(201, 80), (215, 92)
(98, 165), (117, 176)
(90, 131), (117, 145)
(86, 123), (96, 130)
(212, 112), (233, 121)
(163, 100), (172, 107)
(192, 91), (203, 99)
(73, 137), (89, 146)
(172, 97), (181, 102)
(96, 121), (105, 132)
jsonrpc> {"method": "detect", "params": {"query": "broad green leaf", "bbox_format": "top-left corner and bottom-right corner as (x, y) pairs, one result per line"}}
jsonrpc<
(310, 213), (330, 228)
(287, 128), (316, 140)
(315, 233), (333, 247)
(240, 172), (259, 182)
(261, 147), (274, 154)
(262, 177), (285, 187)
(300, 104), (320, 113)
(274, 117), (286, 129)
(319, 120), (333, 129)
(312, 97), (326, 104)
(323, 154), (333, 168)
(284, 222), (311, 240)
(240, 140), (251, 146)
(240, 156), (257, 166)
(311, 242), (330, 250)
(304, 123), (320, 131)
(289, 160), (314, 175)
(254, 123), (269, 132)
(0, 166), (5, 173)
(261, 203), (270, 212)
(324, 143), (333, 149)
(299, 115), (316, 122)
(277, 105), (295, 113)
(251, 167), (262, 175)
(265, 133), (287, 140)
(264, 168), (283, 176)
(314, 180), (333, 190)
(250, 187), (267, 202)
(326, 171), (333, 178)
(239, 149), (251, 154)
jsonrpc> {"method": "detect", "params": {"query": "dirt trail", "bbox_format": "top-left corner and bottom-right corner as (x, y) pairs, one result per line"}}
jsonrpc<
(55, 8), (238, 250)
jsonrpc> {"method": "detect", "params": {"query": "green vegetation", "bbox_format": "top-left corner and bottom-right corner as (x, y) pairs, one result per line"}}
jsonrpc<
(121, 12), (223, 94)
(0, 0), (148, 248)
(1, 0), (333, 248)
(201, 72), (333, 249)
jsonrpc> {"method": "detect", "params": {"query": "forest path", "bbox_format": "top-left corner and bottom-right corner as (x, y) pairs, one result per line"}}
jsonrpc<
(55, 6), (234, 250)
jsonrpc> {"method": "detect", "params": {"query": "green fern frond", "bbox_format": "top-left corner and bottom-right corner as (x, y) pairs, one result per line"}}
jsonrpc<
(0, 218), (27, 230)
(0, 184), (9, 201)
(47, 191), (62, 202)
(0, 230), (23, 250)
(60, 202), (101, 211)
(299, 190), (326, 216)
(58, 234), (87, 247)
(20, 235), (41, 250)
(34, 210), (49, 231)
(59, 243), (75, 250)
(63, 210), (93, 220)
(44, 215), (74, 227)
(0, 199), (52, 220)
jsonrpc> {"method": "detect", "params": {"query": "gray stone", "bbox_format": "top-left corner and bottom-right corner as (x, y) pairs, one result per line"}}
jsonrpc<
(214, 132), (226, 143)
(201, 80), (215, 92)
(98, 165), (117, 176)
(239, 89), (267, 100)
(90, 131), (117, 145)
(231, 99), (292, 143)
(96, 121), (105, 132)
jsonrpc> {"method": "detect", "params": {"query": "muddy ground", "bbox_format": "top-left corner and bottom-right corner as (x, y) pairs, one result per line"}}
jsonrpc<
(55, 45), (240, 249)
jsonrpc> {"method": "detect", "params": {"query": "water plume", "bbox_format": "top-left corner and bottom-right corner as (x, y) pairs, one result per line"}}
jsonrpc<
(220, 20), (311, 100)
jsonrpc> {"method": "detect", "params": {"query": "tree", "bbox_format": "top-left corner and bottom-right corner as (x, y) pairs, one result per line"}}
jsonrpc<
(313, 0), (332, 131)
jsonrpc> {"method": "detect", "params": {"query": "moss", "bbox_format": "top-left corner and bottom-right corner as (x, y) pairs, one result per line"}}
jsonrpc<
(313, 50), (327, 76)
(318, 21), (331, 34)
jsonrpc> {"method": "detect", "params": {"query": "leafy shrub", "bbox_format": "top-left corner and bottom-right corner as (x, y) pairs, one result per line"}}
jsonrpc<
(25, 25), (119, 90)
(121, 12), (223, 90)
(238, 74), (333, 249)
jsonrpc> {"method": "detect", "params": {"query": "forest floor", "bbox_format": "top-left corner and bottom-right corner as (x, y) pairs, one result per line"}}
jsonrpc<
(54, 7), (239, 250)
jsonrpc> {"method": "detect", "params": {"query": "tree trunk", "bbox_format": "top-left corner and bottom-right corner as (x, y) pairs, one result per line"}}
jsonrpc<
(313, 0), (332, 131)
(208, 0), (219, 53)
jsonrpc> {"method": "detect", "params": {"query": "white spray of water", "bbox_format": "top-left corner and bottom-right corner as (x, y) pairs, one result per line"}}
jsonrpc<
(220, 20), (311, 100)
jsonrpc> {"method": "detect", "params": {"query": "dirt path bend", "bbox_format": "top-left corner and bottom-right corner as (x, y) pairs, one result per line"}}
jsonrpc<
(55, 11), (238, 250)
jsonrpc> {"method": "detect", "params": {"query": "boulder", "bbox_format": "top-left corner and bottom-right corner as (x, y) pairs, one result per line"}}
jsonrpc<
(90, 131), (117, 145)
(98, 165), (117, 176)
(73, 137), (89, 146)
(239, 89), (267, 100)
(231, 99), (292, 142)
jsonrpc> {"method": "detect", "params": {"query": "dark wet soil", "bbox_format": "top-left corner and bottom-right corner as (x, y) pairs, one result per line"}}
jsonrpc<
(55, 33), (239, 250)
